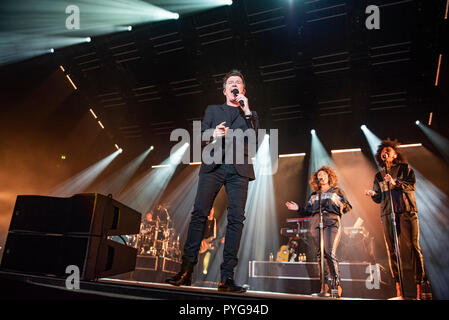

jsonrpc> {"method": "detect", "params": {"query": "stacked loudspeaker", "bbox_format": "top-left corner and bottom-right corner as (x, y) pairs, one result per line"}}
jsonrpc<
(0, 193), (141, 280)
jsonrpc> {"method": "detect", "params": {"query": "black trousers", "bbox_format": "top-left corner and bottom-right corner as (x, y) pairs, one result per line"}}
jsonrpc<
(310, 212), (342, 287)
(183, 164), (249, 281)
(381, 211), (426, 284)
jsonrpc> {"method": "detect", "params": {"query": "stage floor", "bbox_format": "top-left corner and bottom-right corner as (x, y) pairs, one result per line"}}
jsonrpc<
(0, 270), (373, 301)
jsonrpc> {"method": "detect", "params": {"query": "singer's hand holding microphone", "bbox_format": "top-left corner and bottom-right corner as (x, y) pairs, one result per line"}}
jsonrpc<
(384, 174), (396, 186)
(231, 88), (251, 116)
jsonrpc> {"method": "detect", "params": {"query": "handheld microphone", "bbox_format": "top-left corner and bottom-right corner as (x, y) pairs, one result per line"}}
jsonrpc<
(317, 177), (323, 191)
(231, 88), (245, 107)
(381, 153), (390, 173)
(382, 153), (388, 169)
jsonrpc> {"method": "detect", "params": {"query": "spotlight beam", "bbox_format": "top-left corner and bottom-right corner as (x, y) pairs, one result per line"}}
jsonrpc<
(50, 149), (121, 197)
(0, 0), (180, 66)
(118, 143), (189, 213)
(149, 0), (233, 14)
(417, 122), (449, 164)
(92, 147), (153, 196)
(236, 135), (279, 288)
(309, 130), (334, 186)
(160, 166), (200, 242)
(360, 125), (382, 170)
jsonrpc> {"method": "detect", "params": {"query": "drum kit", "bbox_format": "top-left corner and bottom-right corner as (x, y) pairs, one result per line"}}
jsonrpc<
(126, 207), (182, 261)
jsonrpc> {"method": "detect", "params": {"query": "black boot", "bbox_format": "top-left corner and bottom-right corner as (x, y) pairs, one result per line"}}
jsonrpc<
(218, 278), (247, 293)
(422, 280), (433, 300)
(166, 257), (194, 286)
(331, 277), (342, 298)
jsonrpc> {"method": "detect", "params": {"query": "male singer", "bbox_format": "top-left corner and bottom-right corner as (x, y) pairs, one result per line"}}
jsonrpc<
(166, 69), (259, 293)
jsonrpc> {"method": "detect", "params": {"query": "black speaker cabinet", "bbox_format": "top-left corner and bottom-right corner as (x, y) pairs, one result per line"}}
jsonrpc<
(0, 193), (141, 280)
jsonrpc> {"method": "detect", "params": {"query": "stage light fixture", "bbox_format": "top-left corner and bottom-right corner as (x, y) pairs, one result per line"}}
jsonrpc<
(311, 129), (316, 134)
(89, 108), (98, 119)
(65, 75), (77, 90)
(361, 125), (367, 130)
(150, 146), (155, 150)
(49, 48), (54, 53)
(127, 26), (132, 31)
(85, 37), (92, 43)
(278, 153), (306, 158)
(331, 148), (362, 154)
(151, 164), (170, 168)
(435, 54), (442, 86)
(416, 120), (420, 125)
(398, 143), (422, 148)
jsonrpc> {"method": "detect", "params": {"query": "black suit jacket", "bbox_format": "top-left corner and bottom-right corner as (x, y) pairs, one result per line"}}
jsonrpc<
(199, 103), (260, 180)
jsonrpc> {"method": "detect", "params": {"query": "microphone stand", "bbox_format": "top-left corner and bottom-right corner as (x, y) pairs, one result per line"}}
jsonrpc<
(318, 185), (327, 296)
(385, 162), (405, 299)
